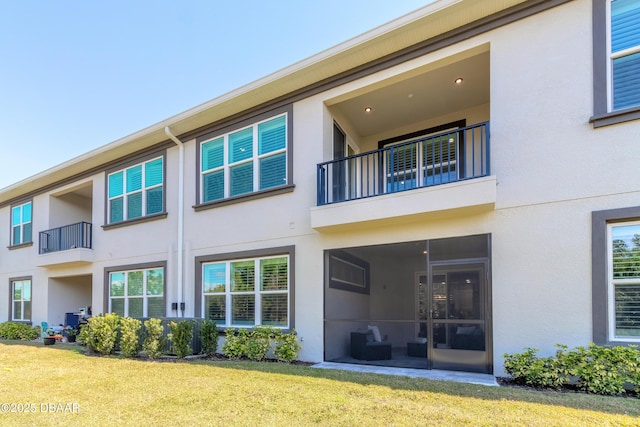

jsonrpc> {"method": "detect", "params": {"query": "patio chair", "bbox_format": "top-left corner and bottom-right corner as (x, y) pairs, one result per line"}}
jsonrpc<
(40, 322), (49, 340)
(350, 329), (392, 361)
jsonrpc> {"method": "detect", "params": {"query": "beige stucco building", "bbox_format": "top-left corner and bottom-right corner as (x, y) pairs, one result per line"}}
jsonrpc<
(1, 0), (639, 376)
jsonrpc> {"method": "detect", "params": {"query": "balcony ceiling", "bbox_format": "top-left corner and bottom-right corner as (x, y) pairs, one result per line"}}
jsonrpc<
(332, 51), (490, 138)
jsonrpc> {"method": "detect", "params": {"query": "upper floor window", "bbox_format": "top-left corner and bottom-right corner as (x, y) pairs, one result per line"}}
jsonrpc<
(107, 157), (163, 224)
(11, 201), (32, 246)
(11, 279), (31, 321)
(608, 221), (640, 341)
(610, 0), (640, 111)
(200, 114), (287, 203)
(108, 267), (165, 318)
(591, 0), (640, 126)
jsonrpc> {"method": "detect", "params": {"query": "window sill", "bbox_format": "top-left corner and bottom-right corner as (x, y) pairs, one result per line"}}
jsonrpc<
(7, 242), (33, 251)
(194, 184), (295, 212)
(596, 338), (640, 347)
(590, 106), (640, 128)
(102, 212), (168, 230)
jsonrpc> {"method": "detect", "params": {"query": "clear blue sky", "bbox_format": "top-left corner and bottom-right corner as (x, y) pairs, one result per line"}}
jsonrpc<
(0, 0), (431, 189)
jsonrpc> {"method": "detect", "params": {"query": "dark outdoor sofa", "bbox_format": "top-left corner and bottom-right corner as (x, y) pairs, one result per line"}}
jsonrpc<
(350, 331), (392, 361)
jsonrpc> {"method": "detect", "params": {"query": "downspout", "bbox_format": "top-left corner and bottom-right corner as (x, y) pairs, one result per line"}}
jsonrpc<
(164, 126), (185, 317)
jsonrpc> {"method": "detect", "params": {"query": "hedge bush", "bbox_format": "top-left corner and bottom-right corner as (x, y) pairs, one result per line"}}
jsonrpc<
(221, 328), (248, 359)
(221, 326), (301, 362)
(0, 322), (40, 341)
(200, 319), (219, 356)
(504, 343), (640, 397)
(78, 313), (120, 355)
(168, 320), (194, 358)
(274, 329), (301, 363)
(72, 316), (302, 364)
(119, 317), (142, 358)
(143, 318), (165, 359)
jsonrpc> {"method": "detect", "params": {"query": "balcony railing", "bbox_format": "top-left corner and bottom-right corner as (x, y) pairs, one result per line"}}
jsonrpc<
(39, 222), (92, 254)
(317, 122), (490, 205)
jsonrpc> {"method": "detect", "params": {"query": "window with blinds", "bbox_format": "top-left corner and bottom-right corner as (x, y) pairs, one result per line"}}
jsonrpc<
(201, 114), (287, 203)
(109, 268), (164, 318)
(11, 279), (31, 321)
(384, 131), (458, 192)
(107, 156), (164, 224)
(609, 221), (640, 340)
(11, 201), (32, 246)
(611, 0), (640, 111)
(202, 255), (289, 328)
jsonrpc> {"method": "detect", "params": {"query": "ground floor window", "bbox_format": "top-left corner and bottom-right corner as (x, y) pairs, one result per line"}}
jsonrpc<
(196, 247), (294, 328)
(11, 278), (31, 321)
(593, 207), (640, 345)
(108, 267), (164, 318)
(608, 220), (640, 340)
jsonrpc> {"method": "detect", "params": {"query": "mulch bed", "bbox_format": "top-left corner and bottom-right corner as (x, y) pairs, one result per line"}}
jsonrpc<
(496, 377), (638, 399)
(77, 344), (314, 365)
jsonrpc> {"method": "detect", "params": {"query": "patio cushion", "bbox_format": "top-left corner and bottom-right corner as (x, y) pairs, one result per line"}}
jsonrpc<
(368, 325), (382, 342)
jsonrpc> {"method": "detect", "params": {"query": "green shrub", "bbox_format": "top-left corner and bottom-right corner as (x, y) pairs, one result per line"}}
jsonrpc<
(245, 326), (273, 361)
(504, 343), (640, 396)
(81, 314), (120, 355)
(274, 329), (301, 363)
(77, 323), (90, 346)
(143, 318), (165, 359)
(200, 320), (219, 356)
(119, 317), (142, 358)
(168, 320), (194, 358)
(569, 344), (639, 396)
(221, 328), (248, 359)
(0, 322), (40, 341)
(221, 326), (302, 362)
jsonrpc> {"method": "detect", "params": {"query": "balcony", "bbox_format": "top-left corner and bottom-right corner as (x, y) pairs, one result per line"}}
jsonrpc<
(311, 123), (495, 231)
(37, 222), (94, 268)
(318, 122), (489, 205)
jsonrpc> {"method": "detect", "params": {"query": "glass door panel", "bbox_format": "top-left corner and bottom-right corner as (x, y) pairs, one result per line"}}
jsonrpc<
(429, 262), (489, 373)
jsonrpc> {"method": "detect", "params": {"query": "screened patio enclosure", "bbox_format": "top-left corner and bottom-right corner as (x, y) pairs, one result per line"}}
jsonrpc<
(324, 235), (492, 374)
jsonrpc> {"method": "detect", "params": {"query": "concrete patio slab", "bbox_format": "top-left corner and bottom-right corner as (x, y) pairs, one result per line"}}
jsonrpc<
(312, 362), (498, 387)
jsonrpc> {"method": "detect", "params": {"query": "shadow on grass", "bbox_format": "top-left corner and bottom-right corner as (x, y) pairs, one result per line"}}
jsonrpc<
(4, 340), (638, 418)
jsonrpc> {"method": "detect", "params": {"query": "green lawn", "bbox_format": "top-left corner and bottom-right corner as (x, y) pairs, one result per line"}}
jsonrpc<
(0, 341), (638, 426)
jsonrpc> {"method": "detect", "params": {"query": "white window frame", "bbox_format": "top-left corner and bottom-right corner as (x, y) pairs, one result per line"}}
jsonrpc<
(108, 267), (164, 318)
(11, 279), (31, 322)
(107, 156), (163, 224)
(607, 0), (640, 112)
(202, 255), (290, 328)
(11, 201), (32, 246)
(607, 220), (640, 342)
(200, 113), (288, 203)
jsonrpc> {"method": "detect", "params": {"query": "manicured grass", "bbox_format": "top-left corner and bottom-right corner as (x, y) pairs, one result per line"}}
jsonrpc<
(0, 341), (638, 426)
